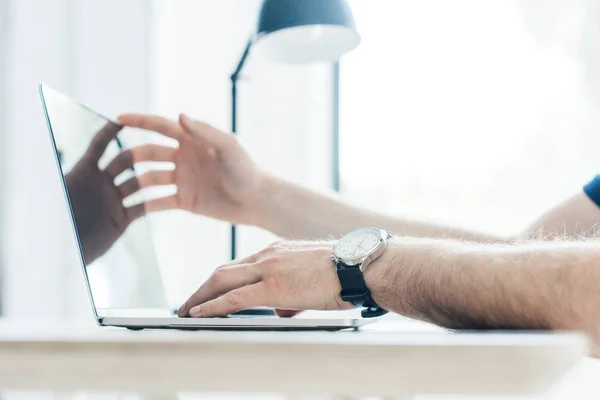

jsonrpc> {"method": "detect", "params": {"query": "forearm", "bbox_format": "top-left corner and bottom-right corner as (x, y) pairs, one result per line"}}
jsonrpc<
(522, 193), (600, 239)
(251, 175), (499, 241)
(366, 238), (600, 352)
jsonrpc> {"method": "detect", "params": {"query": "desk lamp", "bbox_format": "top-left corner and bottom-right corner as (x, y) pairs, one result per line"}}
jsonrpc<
(229, 0), (360, 260)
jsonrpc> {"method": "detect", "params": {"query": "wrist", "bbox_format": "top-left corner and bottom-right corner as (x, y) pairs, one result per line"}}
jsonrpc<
(244, 173), (289, 229)
(363, 238), (437, 317)
(362, 240), (403, 312)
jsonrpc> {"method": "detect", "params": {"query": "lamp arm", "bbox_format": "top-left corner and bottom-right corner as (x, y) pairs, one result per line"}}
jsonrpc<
(231, 39), (253, 84)
(229, 39), (252, 260)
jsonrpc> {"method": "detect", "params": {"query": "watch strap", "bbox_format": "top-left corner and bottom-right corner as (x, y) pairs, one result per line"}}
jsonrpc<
(336, 265), (369, 307)
(361, 294), (388, 318)
(336, 262), (388, 318)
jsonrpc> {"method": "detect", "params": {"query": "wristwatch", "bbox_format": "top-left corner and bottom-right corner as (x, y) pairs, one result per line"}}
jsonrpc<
(331, 227), (391, 318)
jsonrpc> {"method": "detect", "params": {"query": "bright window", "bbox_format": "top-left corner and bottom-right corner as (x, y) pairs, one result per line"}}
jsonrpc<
(340, 0), (600, 236)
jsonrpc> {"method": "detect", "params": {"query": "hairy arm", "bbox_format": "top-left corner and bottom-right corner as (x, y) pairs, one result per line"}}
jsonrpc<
(524, 192), (600, 238)
(118, 114), (600, 242)
(251, 175), (499, 241)
(251, 176), (600, 242)
(365, 237), (600, 354)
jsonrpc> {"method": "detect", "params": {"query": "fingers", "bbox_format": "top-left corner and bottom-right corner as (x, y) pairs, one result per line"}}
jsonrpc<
(118, 113), (185, 140)
(86, 121), (123, 162)
(176, 252), (262, 316)
(214, 252), (261, 269)
(138, 170), (175, 187)
(144, 195), (179, 212)
(104, 150), (133, 178)
(116, 176), (141, 199)
(179, 114), (233, 149)
(118, 113), (234, 151)
(105, 144), (178, 201)
(105, 144), (177, 181)
(131, 144), (177, 164)
(116, 170), (175, 198)
(178, 265), (262, 317)
(125, 203), (146, 222)
(189, 282), (267, 318)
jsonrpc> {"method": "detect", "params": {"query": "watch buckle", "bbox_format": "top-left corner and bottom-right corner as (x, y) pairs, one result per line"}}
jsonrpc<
(361, 307), (388, 318)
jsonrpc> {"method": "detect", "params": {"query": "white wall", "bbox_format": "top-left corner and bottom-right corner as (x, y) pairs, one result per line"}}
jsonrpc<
(0, 0), (9, 314)
(4, 0), (81, 322)
(2, 0), (151, 321)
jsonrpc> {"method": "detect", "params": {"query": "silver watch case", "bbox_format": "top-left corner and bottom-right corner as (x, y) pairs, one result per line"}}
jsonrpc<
(332, 228), (392, 272)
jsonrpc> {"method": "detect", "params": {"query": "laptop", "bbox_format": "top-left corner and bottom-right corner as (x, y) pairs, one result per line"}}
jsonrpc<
(39, 84), (368, 331)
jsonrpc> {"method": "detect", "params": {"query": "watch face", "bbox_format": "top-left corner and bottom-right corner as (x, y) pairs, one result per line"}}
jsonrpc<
(335, 228), (382, 261)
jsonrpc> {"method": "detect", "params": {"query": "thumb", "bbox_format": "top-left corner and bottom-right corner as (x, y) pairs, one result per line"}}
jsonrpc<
(179, 114), (233, 149)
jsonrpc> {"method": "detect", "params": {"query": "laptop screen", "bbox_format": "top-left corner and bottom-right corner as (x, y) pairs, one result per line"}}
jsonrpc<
(40, 85), (170, 315)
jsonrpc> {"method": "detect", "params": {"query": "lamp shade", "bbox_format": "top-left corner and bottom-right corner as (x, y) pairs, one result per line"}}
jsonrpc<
(253, 0), (360, 64)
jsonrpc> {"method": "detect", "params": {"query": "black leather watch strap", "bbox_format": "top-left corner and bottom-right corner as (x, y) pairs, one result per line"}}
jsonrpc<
(336, 265), (369, 306)
(336, 262), (388, 318)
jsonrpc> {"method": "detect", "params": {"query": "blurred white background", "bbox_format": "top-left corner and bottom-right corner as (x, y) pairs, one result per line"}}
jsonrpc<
(341, 0), (600, 236)
(2, 0), (600, 399)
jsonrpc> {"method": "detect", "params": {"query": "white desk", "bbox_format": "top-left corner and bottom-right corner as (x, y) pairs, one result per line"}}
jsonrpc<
(0, 322), (587, 399)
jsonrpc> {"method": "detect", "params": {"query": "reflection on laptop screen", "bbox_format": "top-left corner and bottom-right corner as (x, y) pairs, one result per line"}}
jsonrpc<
(40, 86), (169, 311)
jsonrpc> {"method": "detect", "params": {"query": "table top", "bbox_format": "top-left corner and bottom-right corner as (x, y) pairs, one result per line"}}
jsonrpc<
(0, 320), (588, 397)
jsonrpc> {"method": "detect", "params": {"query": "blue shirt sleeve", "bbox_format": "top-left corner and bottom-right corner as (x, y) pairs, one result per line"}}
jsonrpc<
(583, 175), (600, 208)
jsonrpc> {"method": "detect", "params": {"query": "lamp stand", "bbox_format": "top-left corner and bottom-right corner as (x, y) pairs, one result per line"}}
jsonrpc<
(229, 40), (253, 261)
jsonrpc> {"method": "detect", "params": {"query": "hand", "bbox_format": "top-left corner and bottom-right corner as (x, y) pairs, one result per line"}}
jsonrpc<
(177, 240), (354, 318)
(117, 113), (264, 224)
(65, 122), (145, 264)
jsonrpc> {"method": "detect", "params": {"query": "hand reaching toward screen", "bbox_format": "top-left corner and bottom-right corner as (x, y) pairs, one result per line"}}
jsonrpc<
(65, 121), (145, 264)
(117, 114), (264, 225)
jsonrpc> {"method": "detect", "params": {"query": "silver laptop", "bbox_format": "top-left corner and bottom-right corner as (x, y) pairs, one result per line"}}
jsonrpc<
(39, 85), (367, 331)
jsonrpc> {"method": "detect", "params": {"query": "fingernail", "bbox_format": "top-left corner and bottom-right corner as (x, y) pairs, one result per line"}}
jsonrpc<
(177, 304), (187, 317)
(189, 305), (202, 317)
